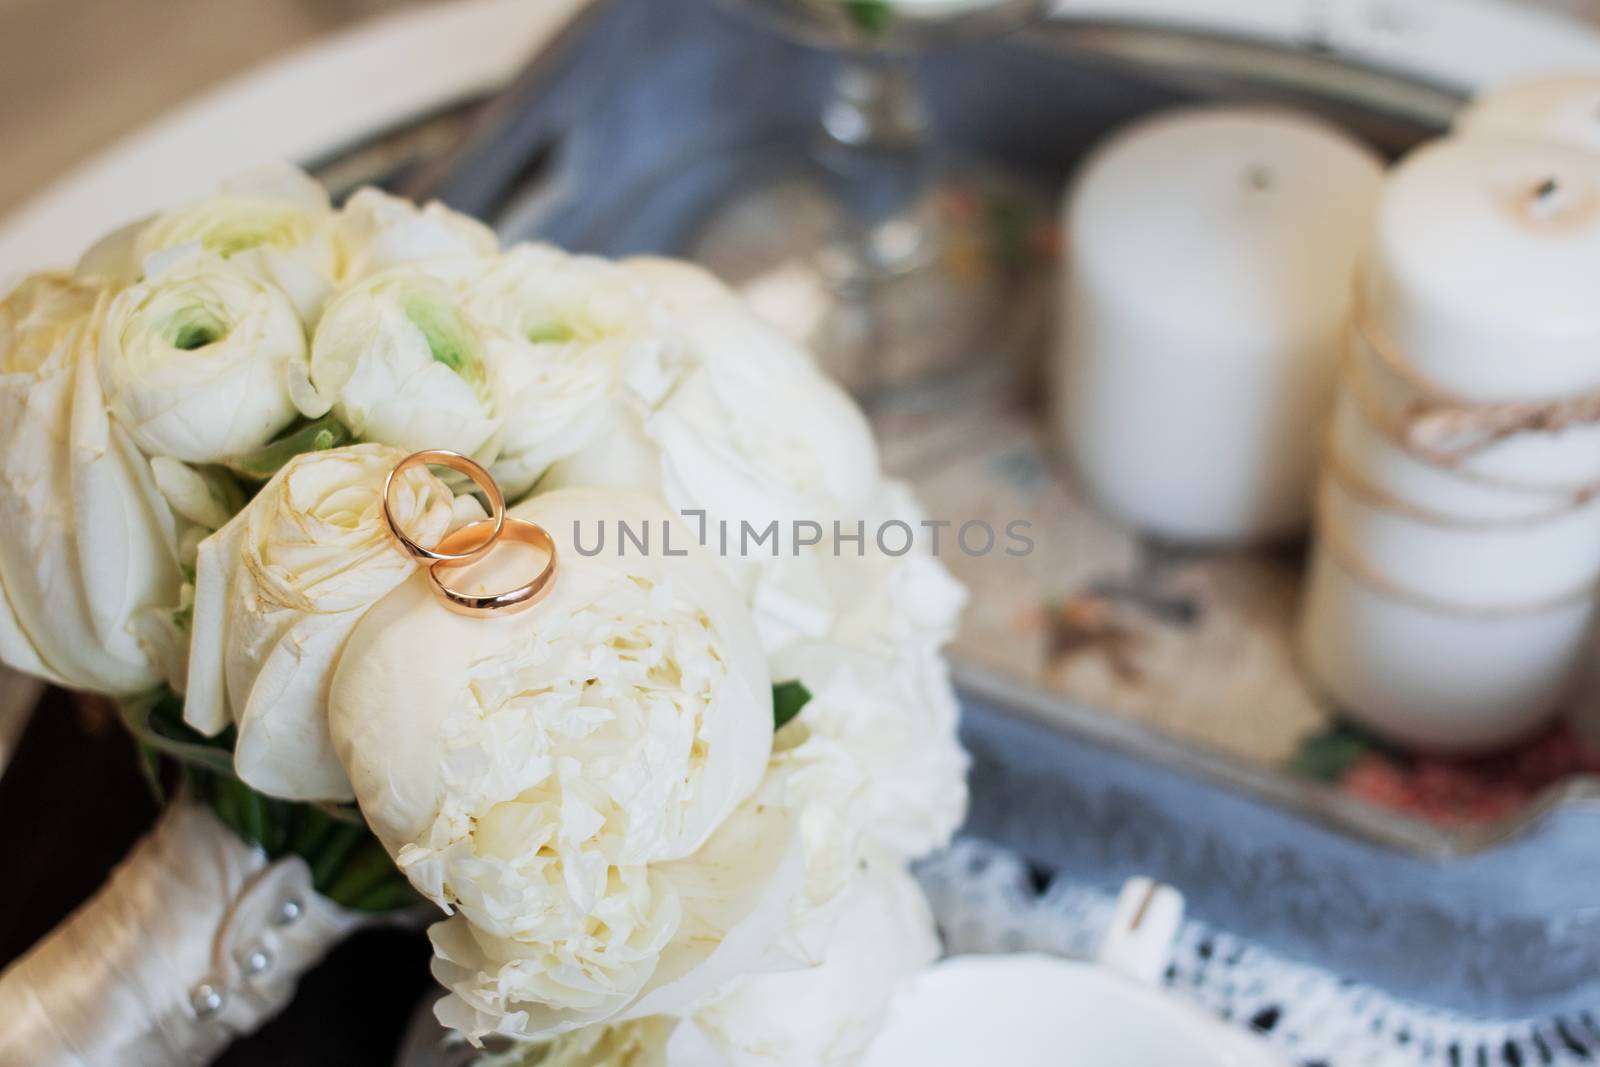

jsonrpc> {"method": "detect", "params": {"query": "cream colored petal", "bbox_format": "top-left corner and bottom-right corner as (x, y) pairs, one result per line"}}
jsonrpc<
(183, 516), (247, 735)
(232, 613), (357, 800)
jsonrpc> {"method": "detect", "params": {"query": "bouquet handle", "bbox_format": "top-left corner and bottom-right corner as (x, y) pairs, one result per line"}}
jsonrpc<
(0, 801), (367, 1067)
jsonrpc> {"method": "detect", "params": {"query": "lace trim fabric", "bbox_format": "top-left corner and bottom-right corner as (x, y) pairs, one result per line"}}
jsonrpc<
(918, 837), (1600, 1067)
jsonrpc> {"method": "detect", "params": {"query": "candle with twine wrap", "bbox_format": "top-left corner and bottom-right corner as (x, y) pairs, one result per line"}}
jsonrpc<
(1299, 135), (1600, 752)
(1456, 74), (1600, 156)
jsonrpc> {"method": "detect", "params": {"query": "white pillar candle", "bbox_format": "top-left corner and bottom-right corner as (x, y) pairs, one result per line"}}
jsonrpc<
(1055, 107), (1383, 543)
(1346, 323), (1600, 493)
(1457, 74), (1600, 154)
(1364, 137), (1600, 402)
(1316, 473), (1600, 610)
(1299, 546), (1597, 751)
(1326, 385), (1580, 523)
(1300, 135), (1600, 750)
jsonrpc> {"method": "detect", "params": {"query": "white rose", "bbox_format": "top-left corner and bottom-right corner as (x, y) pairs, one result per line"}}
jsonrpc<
(295, 267), (501, 457)
(99, 250), (307, 463)
(183, 443), (469, 799)
(542, 260), (878, 569)
(329, 489), (782, 1040)
(678, 854), (939, 1067)
(133, 164), (339, 321)
(336, 187), (498, 282)
(468, 244), (673, 498)
(0, 274), (182, 694)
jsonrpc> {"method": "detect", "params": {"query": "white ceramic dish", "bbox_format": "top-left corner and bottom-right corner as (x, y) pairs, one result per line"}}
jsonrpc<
(863, 954), (1285, 1067)
(0, 0), (587, 281)
(863, 878), (1285, 1067)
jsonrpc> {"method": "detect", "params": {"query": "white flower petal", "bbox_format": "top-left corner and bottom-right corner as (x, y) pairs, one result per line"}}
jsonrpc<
(182, 443), (461, 799)
(0, 274), (181, 694)
(99, 251), (307, 463)
(306, 268), (500, 457)
(331, 489), (776, 1040)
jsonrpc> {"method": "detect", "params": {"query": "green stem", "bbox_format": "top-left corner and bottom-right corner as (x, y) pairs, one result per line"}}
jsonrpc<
(324, 839), (400, 906)
(309, 822), (367, 893)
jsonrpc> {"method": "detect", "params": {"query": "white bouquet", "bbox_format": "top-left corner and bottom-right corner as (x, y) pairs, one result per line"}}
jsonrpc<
(0, 166), (968, 1067)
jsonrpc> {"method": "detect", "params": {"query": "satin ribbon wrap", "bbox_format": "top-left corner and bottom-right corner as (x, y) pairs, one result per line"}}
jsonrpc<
(0, 802), (366, 1067)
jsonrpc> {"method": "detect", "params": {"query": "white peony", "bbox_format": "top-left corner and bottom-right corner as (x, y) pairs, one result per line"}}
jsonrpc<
(432, 797), (803, 1044)
(765, 638), (967, 894)
(0, 273), (182, 694)
(98, 250), (307, 463)
(183, 443), (472, 800)
(520, 855), (940, 1067)
(678, 854), (939, 1067)
(750, 481), (968, 901)
(542, 260), (878, 572)
(335, 187), (499, 282)
(467, 244), (673, 498)
(294, 267), (501, 458)
(740, 473), (966, 656)
(329, 489), (784, 1040)
(132, 164), (339, 321)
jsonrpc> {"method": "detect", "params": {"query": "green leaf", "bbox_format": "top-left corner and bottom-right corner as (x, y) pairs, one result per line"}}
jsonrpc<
(845, 0), (893, 35)
(772, 680), (812, 731)
(1289, 723), (1392, 781)
(221, 414), (353, 482)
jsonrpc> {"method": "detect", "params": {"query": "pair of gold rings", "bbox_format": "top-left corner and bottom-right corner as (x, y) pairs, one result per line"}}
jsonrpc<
(381, 449), (558, 617)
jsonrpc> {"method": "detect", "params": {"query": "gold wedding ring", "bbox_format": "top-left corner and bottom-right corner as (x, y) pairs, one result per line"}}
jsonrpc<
(383, 449), (505, 563)
(427, 518), (559, 617)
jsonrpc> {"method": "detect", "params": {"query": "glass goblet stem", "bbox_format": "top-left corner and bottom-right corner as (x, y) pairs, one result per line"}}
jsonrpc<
(814, 51), (937, 289)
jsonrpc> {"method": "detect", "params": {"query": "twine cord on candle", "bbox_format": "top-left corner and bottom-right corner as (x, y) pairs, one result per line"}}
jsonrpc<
(1333, 350), (1600, 515)
(1351, 294), (1600, 461)
(1340, 329), (1600, 498)
(1319, 437), (1598, 530)
(1311, 479), (1600, 620)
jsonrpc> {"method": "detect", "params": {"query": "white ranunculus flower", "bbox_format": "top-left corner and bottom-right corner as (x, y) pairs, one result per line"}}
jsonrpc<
(336, 187), (498, 282)
(98, 250), (307, 463)
(329, 489), (782, 1040)
(468, 244), (673, 498)
(295, 267), (500, 457)
(0, 274), (182, 694)
(183, 443), (470, 800)
(133, 164), (339, 321)
(75, 218), (152, 288)
(542, 259), (879, 571)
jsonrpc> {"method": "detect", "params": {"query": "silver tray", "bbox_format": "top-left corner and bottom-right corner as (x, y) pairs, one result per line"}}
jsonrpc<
(393, 0), (1600, 1019)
